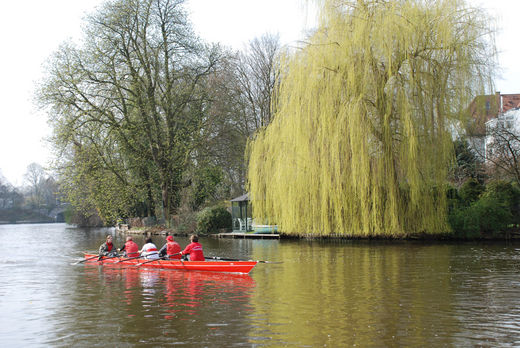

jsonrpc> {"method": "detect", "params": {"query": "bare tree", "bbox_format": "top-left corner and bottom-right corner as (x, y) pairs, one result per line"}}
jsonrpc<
(234, 33), (282, 132)
(190, 34), (283, 198)
(485, 121), (520, 183)
(23, 163), (46, 209)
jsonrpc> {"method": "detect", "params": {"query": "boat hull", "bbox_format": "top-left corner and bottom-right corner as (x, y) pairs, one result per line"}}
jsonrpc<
(83, 254), (257, 274)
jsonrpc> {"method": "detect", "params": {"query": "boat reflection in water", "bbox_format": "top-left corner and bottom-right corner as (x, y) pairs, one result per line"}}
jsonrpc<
(160, 269), (255, 318)
(82, 265), (256, 320)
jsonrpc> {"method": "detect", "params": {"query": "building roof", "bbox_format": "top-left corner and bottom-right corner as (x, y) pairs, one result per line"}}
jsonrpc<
(501, 94), (520, 112)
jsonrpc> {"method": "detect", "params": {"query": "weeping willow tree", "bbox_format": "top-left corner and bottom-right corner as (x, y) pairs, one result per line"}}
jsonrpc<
(248, 0), (495, 237)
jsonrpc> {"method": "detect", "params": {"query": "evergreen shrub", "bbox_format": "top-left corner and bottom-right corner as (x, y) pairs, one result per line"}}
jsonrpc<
(448, 180), (516, 238)
(458, 178), (484, 205)
(196, 206), (231, 234)
(481, 180), (520, 224)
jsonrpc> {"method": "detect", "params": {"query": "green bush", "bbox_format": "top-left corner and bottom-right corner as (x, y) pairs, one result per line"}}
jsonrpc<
(458, 178), (484, 205)
(448, 195), (512, 238)
(481, 180), (520, 224)
(446, 184), (460, 213)
(196, 206), (231, 234)
(448, 205), (481, 239)
(473, 196), (512, 234)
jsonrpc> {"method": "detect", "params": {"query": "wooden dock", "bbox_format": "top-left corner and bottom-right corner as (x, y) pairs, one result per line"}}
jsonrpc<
(215, 232), (280, 239)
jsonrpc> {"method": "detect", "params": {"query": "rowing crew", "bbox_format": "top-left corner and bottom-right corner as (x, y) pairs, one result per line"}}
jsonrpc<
(98, 234), (205, 261)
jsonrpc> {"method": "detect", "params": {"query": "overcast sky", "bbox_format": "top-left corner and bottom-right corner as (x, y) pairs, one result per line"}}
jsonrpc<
(0, 0), (518, 186)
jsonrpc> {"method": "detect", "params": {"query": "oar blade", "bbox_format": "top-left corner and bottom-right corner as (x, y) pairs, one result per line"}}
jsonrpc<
(205, 256), (282, 264)
(134, 255), (165, 267)
(72, 255), (99, 265)
(256, 260), (283, 264)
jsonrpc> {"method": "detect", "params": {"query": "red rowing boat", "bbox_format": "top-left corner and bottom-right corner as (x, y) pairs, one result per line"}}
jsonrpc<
(83, 254), (257, 274)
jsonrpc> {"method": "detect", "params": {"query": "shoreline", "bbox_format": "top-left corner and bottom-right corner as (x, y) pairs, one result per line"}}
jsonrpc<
(0, 220), (58, 225)
(115, 225), (520, 242)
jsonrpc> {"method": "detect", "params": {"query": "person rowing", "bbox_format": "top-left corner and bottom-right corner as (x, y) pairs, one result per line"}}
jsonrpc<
(98, 235), (118, 257)
(139, 237), (159, 260)
(179, 234), (205, 261)
(158, 235), (181, 260)
(118, 236), (139, 258)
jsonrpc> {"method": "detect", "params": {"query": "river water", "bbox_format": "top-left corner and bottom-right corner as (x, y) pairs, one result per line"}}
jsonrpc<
(1, 223), (520, 347)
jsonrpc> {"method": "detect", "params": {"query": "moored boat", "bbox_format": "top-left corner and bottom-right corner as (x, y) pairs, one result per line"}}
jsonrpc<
(252, 224), (278, 234)
(82, 254), (257, 274)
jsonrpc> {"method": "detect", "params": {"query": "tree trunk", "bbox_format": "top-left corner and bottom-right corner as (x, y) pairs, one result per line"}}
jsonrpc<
(161, 184), (170, 227)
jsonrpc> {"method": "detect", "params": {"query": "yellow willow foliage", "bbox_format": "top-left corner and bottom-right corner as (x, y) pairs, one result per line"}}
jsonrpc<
(248, 0), (495, 237)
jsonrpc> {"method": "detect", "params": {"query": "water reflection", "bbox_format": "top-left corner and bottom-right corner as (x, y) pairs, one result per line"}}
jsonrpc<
(51, 265), (256, 346)
(248, 241), (520, 347)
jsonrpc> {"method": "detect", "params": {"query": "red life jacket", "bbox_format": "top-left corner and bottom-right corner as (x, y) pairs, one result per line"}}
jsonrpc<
(125, 240), (139, 257)
(181, 242), (205, 261)
(106, 242), (114, 252)
(167, 241), (181, 259)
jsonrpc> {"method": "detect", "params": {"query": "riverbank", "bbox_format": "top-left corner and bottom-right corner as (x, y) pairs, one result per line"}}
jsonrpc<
(116, 223), (520, 241)
(0, 220), (56, 225)
(0, 208), (56, 224)
(284, 230), (520, 241)
(116, 225), (194, 237)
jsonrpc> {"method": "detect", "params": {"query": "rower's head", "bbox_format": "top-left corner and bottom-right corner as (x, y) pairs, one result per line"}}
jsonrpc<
(106, 235), (113, 243)
(190, 234), (198, 243)
(145, 237), (153, 244)
(166, 235), (174, 242)
(126, 236), (133, 241)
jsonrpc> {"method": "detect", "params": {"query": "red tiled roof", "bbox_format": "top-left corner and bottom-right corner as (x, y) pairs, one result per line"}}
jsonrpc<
(501, 94), (520, 113)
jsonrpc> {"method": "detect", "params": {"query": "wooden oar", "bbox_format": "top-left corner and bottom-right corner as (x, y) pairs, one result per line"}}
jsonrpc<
(115, 255), (145, 263)
(134, 251), (182, 267)
(97, 254), (122, 262)
(115, 251), (159, 264)
(205, 256), (282, 264)
(134, 256), (167, 267)
(73, 254), (99, 265)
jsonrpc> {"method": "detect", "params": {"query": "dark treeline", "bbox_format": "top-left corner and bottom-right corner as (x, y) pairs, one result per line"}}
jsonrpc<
(0, 164), (62, 223)
(37, 0), (280, 228)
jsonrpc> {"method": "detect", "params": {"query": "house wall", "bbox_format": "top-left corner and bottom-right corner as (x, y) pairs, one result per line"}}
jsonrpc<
(467, 92), (520, 136)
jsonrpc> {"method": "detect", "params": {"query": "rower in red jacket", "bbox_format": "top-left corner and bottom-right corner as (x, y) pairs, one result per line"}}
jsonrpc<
(180, 234), (205, 261)
(159, 235), (181, 259)
(119, 236), (139, 257)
